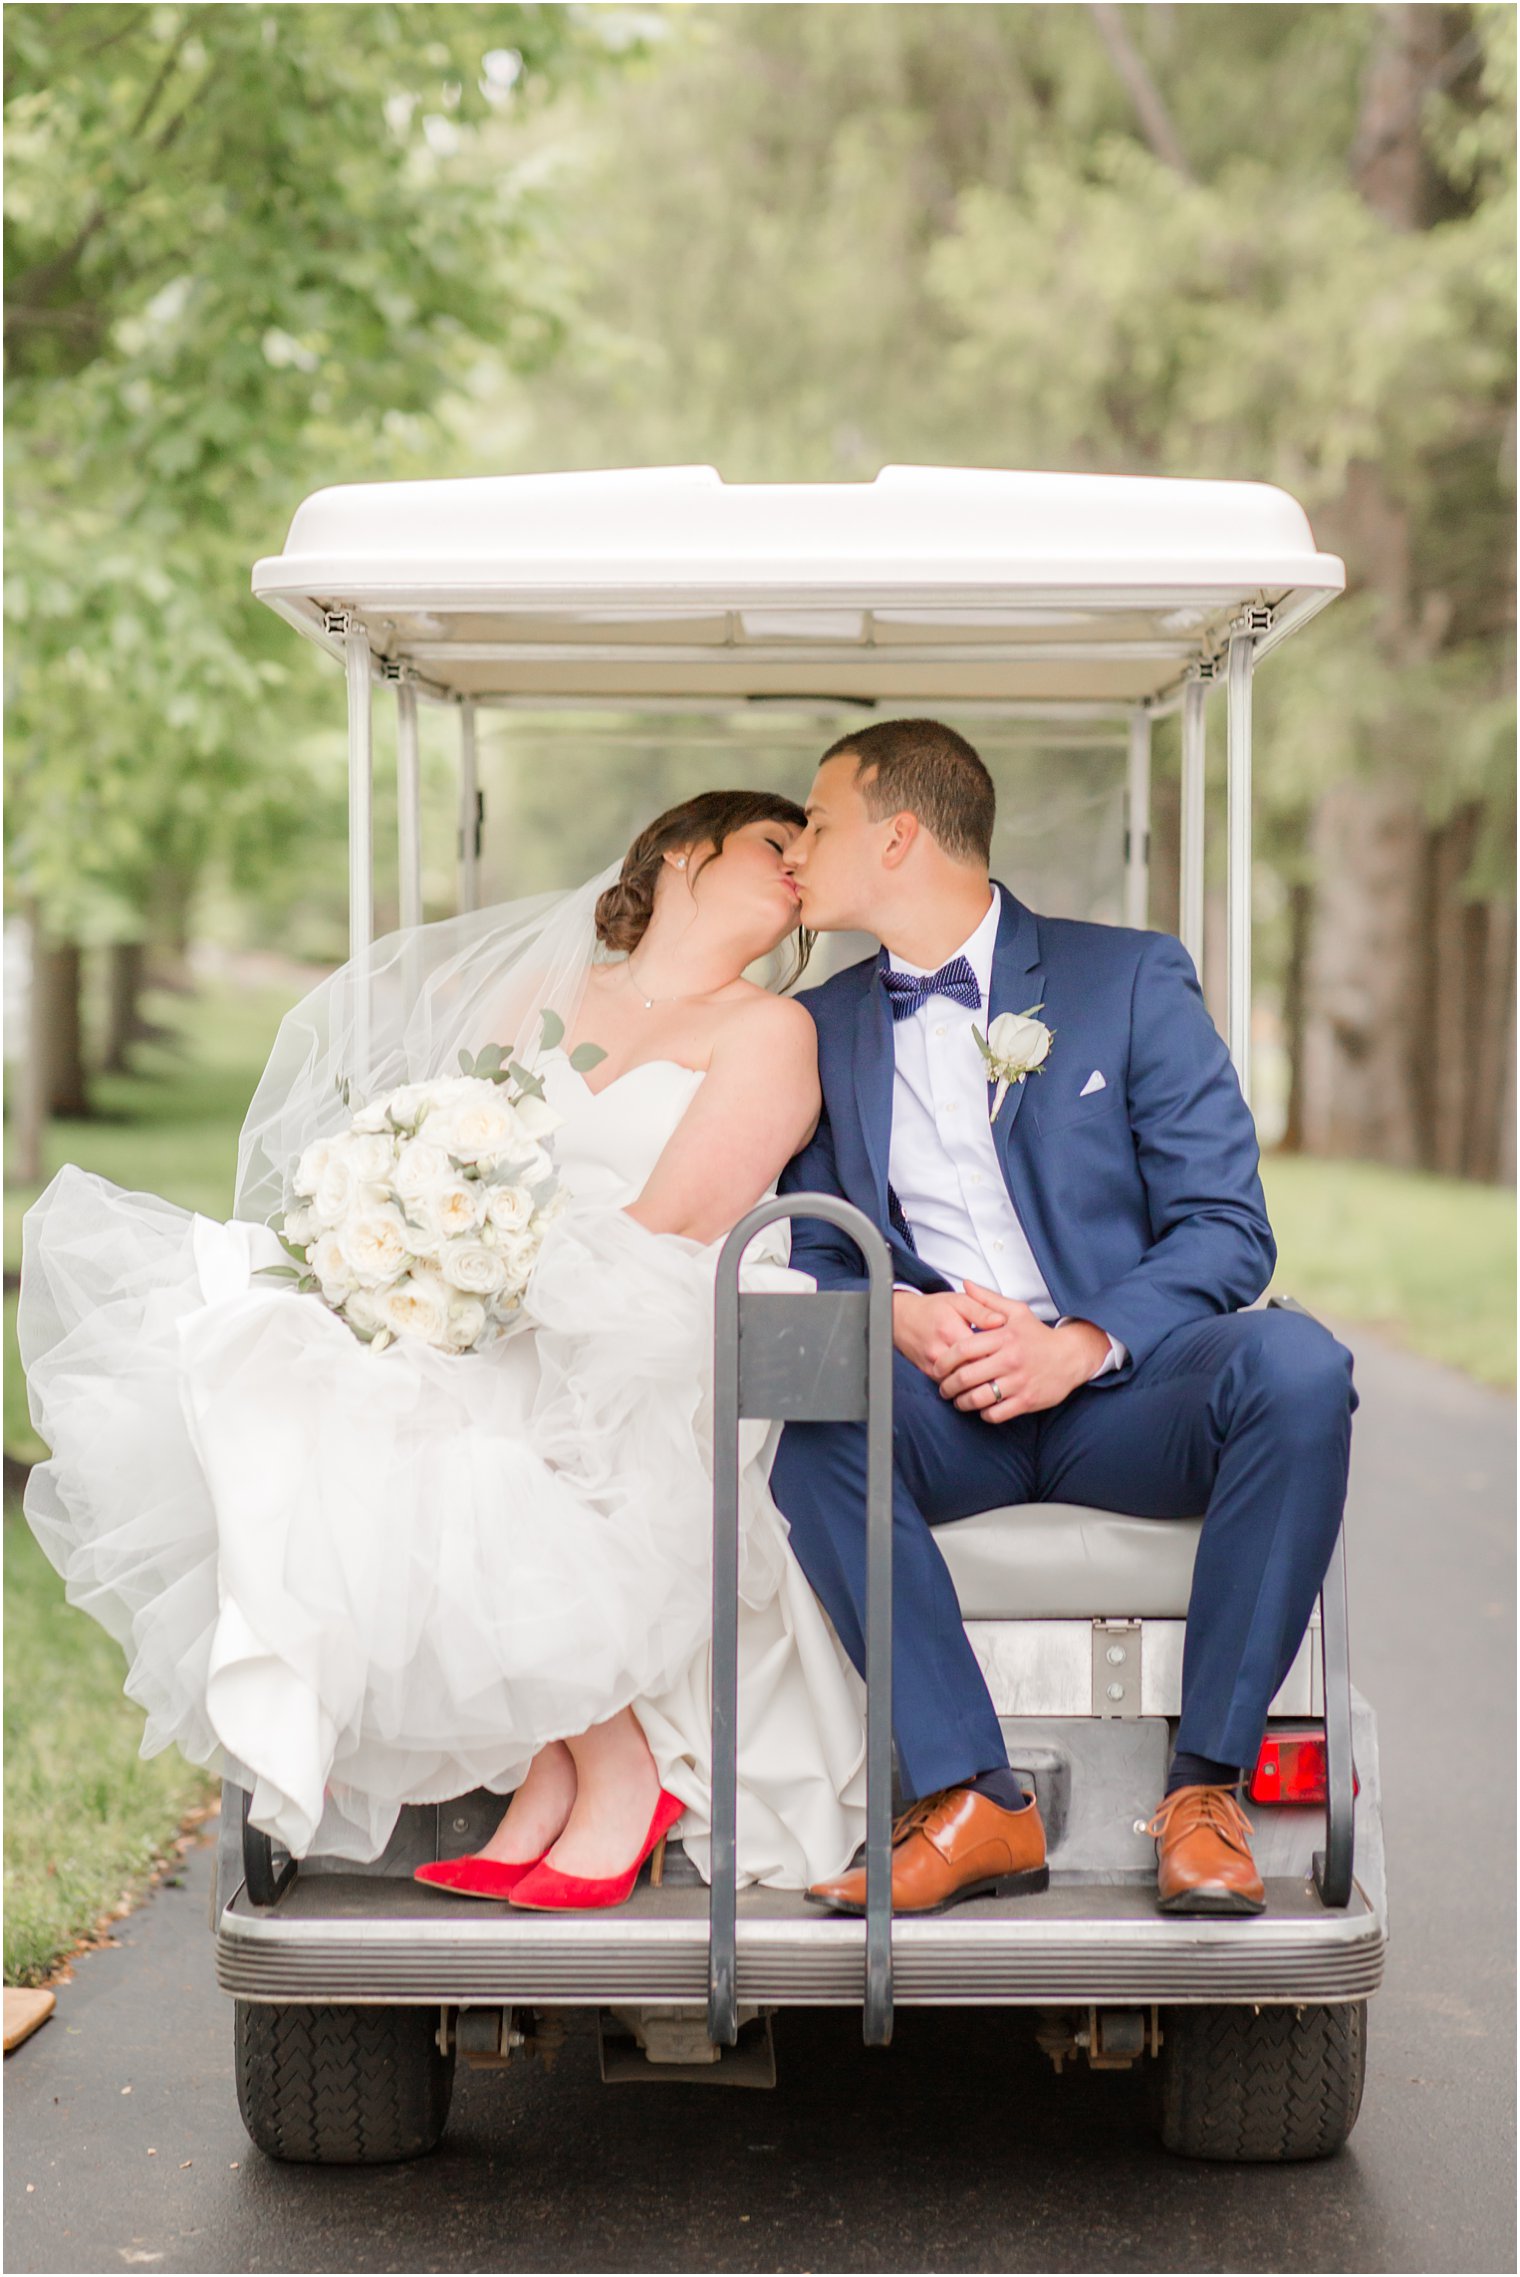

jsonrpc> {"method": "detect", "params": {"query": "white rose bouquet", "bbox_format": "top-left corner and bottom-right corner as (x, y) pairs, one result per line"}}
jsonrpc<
(257, 1013), (604, 1355)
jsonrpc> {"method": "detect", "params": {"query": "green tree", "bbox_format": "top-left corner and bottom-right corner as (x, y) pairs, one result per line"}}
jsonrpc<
(4, 2), (590, 1170)
(474, 2), (1514, 1178)
(927, 4), (1515, 1175)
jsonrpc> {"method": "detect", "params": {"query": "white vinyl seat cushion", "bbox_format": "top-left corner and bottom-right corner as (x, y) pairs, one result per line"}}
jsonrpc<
(937, 1504), (1204, 1620)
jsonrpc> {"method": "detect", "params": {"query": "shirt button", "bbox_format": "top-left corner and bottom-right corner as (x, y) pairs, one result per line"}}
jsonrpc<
(970, 1172), (983, 1185)
(993, 1239), (1005, 1252)
(934, 1024), (946, 1037)
(944, 1101), (958, 1113)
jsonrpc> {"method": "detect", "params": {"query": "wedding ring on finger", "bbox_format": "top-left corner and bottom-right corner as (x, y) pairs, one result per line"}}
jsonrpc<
(988, 1380), (1003, 1404)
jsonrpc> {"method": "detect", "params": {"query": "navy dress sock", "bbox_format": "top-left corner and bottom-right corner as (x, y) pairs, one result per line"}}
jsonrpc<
(965, 1766), (1033, 1811)
(1165, 1748), (1242, 1795)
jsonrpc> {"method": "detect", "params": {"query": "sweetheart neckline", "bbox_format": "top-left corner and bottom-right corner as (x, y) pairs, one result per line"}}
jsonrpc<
(554, 1053), (706, 1104)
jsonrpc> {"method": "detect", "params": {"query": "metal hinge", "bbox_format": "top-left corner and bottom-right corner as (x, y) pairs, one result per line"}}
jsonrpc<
(1184, 654), (1223, 683)
(322, 608), (354, 638)
(1228, 603), (1275, 637)
(1092, 1618), (1142, 1716)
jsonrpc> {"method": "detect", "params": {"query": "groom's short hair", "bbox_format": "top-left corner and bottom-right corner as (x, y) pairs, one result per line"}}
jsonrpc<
(820, 718), (994, 865)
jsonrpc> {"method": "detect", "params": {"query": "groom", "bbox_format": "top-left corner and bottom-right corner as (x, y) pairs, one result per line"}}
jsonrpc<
(769, 718), (1356, 1918)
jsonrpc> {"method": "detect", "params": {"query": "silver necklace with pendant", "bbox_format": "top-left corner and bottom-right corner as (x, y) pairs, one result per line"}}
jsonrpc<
(624, 955), (713, 1010)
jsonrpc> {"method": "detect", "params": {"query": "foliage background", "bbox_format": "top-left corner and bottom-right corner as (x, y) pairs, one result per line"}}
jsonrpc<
(456, 1), (1515, 1175)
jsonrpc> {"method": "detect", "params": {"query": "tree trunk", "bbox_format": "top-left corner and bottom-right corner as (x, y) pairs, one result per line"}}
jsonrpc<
(34, 933), (91, 1120)
(1446, 866), (1514, 1185)
(1298, 782), (1427, 1166)
(1349, 3), (1458, 233)
(144, 861), (197, 993)
(1418, 806), (1472, 1175)
(1088, 3), (1195, 181)
(101, 939), (148, 1073)
(1463, 888), (1516, 1183)
(1490, 919), (1517, 1186)
(1280, 878), (1312, 1153)
(43, 939), (91, 1117)
(1300, 783), (1514, 1181)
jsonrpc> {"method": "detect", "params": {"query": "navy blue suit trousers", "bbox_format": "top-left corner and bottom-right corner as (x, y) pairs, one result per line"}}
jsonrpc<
(770, 1300), (1357, 1802)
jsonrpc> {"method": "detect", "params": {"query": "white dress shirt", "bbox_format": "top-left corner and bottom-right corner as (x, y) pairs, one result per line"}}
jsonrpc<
(886, 890), (1125, 1381)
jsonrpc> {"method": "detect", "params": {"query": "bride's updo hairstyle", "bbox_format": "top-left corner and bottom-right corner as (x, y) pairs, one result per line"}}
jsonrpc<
(595, 789), (815, 987)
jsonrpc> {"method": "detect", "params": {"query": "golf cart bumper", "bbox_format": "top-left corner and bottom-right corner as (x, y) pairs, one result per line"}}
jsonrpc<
(216, 1876), (1385, 2010)
(214, 1695), (1387, 2011)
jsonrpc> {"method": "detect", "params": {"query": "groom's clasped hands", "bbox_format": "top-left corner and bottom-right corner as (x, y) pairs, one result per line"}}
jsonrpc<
(893, 1282), (1111, 1421)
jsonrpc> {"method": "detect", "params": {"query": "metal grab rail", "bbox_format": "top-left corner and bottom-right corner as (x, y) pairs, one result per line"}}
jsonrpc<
(1267, 1293), (1355, 1907)
(710, 1195), (896, 2047)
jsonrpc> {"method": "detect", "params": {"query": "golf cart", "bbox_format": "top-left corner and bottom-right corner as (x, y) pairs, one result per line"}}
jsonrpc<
(216, 466), (1384, 2164)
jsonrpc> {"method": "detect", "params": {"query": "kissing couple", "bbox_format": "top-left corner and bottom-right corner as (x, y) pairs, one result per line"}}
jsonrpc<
(20, 717), (1355, 1919)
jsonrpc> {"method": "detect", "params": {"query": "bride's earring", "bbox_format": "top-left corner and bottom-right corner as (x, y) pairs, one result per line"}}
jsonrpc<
(675, 857), (687, 869)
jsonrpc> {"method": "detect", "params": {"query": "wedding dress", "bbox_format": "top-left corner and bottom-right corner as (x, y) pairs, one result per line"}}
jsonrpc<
(18, 1045), (869, 1886)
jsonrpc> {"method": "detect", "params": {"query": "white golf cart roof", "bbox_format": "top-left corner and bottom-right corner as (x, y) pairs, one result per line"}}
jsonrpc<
(252, 465), (1344, 713)
(255, 463), (1344, 1095)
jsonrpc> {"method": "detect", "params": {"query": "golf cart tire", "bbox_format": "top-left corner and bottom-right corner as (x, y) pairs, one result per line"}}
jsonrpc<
(235, 1999), (455, 2165)
(1153, 2000), (1366, 2162)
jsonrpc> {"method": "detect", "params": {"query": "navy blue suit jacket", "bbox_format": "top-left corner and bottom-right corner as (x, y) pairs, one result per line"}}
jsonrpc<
(778, 884), (1275, 1381)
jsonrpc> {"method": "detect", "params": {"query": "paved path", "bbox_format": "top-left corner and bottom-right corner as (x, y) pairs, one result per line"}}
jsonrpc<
(4, 1326), (1513, 2274)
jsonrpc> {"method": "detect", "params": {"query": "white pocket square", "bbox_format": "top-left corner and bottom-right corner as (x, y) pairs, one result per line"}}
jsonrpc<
(1079, 1069), (1107, 1097)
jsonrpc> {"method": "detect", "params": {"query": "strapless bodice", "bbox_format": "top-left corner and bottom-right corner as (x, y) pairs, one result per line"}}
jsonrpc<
(541, 1053), (705, 1209)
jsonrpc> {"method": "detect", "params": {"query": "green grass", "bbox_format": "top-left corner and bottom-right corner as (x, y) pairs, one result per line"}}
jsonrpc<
(4, 1496), (220, 1985)
(1261, 1151), (1515, 1390)
(4, 972), (311, 1982)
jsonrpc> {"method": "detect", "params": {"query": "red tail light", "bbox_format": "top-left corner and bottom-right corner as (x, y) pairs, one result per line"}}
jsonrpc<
(1249, 1731), (1359, 1806)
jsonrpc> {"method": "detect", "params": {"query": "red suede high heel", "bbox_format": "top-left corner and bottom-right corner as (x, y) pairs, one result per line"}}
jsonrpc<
(413, 1850), (547, 1900)
(508, 1788), (686, 1912)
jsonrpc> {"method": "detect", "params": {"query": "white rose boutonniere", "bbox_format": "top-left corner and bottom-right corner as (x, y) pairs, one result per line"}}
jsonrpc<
(973, 1004), (1054, 1121)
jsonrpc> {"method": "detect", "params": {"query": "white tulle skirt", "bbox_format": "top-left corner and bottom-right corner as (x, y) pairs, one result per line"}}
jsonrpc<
(19, 1166), (867, 1884)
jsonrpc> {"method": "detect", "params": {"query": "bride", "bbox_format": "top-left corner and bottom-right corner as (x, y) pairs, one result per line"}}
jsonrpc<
(18, 788), (869, 1909)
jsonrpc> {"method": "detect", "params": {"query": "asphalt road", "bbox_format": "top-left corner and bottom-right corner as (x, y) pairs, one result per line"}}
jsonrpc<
(5, 1325), (1513, 2276)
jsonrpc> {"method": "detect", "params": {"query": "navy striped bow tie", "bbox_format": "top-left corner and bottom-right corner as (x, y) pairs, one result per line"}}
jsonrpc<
(882, 955), (983, 1022)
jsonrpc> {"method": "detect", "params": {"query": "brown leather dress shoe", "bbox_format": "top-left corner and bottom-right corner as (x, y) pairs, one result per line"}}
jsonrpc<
(1146, 1783), (1266, 1915)
(805, 1786), (1049, 1916)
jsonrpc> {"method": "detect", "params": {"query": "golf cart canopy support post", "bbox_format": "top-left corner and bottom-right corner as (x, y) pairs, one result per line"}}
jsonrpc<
(1226, 625), (1259, 1092)
(343, 621), (373, 1089)
(1179, 678), (1208, 987)
(457, 698), (481, 914)
(1124, 710), (1151, 931)
(394, 675), (423, 935)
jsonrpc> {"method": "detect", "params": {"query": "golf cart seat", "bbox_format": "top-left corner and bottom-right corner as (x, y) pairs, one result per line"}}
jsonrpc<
(938, 1504), (1202, 1619)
